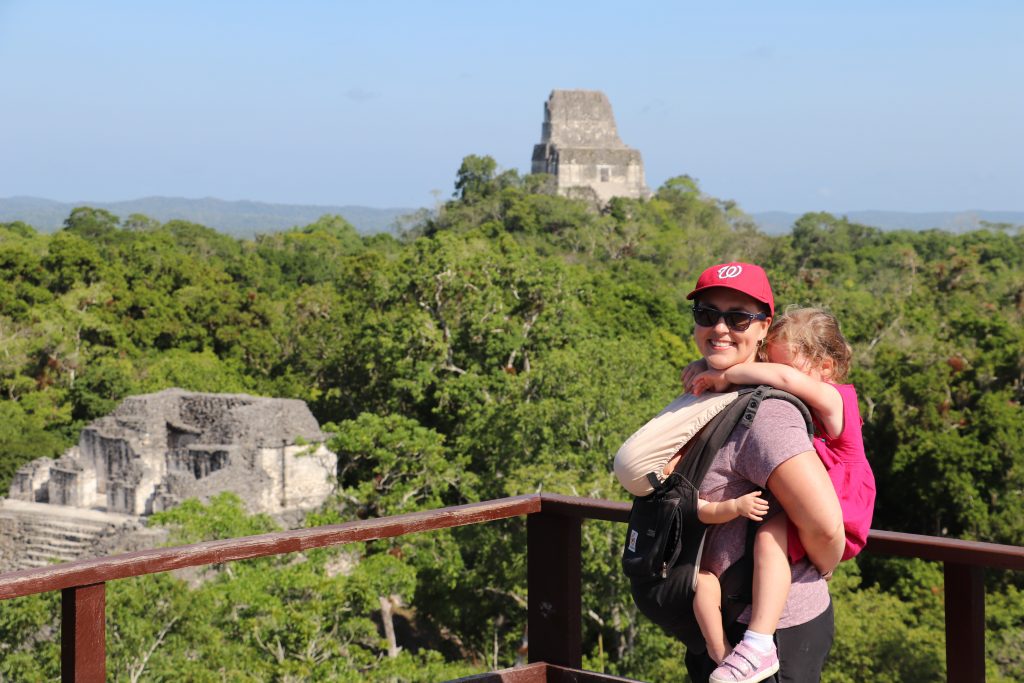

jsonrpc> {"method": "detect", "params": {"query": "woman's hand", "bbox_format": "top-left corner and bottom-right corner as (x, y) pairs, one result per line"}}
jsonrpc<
(689, 369), (732, 395)
(681, 359), (709, 391)
(731, 490), (769, 521)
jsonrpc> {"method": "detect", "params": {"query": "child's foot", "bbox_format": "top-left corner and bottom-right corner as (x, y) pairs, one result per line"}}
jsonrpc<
(708, 641), (779, 683)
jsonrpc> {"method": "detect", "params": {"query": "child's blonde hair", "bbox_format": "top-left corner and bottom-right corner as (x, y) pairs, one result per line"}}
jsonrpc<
(760, 307), (852, 382)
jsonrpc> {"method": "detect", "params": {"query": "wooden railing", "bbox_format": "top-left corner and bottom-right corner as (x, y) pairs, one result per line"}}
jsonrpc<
(1, 493), (1022, 682)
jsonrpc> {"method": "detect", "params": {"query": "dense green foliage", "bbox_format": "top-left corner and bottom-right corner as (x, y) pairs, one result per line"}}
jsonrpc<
(1, 161), (1022, 681)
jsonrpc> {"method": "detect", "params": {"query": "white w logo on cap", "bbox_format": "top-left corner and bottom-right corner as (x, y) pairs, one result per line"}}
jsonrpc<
(717, 265), (743, 279)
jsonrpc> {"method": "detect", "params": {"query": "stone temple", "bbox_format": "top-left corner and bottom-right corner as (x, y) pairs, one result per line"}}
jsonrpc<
(531, 90), (650, 204)
(0, 389), (337, 569)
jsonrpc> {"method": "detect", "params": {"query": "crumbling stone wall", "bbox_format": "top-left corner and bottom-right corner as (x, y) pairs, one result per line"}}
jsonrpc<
(9, 457), (52, 502)
(531, 90), (650, 204)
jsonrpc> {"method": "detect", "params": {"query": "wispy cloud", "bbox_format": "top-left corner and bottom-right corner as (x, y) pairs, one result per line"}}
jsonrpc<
(640, 98), (671, 115)
(743, 45), (775, 61)
(345, 87), (379, 102)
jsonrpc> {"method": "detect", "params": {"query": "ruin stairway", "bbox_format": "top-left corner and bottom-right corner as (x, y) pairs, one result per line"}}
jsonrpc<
(0, 499), (137, 571)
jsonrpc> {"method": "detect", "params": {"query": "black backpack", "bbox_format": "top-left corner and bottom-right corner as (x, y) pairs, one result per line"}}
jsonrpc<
(621, 386), (813, 653)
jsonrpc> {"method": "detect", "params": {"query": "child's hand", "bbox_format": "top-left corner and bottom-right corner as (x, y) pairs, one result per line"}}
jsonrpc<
(689, 369), (732, 396)
(733, 491), (769, 521)
(680, 359), (708, 391)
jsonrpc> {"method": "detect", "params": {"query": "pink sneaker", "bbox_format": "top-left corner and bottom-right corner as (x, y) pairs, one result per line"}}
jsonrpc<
(708, 640), (779, 683)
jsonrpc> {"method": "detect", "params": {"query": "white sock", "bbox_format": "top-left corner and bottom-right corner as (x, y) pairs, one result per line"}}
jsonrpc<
(741, 629), (775, 654)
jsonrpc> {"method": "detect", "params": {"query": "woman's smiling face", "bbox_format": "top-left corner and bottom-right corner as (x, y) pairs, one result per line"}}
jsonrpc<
(693, 288), (772, 370)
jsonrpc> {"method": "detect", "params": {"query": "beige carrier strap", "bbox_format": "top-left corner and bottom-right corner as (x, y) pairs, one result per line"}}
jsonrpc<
(613, 391), (739, 497)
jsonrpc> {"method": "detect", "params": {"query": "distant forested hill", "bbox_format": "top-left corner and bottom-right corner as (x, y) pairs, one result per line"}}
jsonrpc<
(1, 162), (1022, 681)
(753, 209), (1024, 234)
(5, 196), (1020, 239)
(0, 195), (421, 237)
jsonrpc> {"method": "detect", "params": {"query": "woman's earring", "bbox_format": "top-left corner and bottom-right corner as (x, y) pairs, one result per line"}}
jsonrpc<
(757, 338), (766, 348)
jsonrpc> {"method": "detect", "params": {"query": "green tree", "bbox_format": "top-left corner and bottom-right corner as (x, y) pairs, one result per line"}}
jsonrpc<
(63, 206), (121, 240)
(454, 154), (499, 201)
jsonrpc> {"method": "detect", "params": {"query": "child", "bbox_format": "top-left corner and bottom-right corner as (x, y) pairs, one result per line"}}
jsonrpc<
(685, 307), (876, 683)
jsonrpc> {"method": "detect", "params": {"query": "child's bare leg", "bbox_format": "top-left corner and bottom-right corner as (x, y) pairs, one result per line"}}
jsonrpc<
(709, 516), (788, 678)
(694, 570), (732, 664)
(749, 512), (791, 635)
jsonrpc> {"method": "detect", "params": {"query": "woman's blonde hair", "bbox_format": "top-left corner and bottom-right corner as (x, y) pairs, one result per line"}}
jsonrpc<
(759, 307), (852, 382)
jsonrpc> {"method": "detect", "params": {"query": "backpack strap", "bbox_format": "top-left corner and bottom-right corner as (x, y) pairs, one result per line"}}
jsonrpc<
(677, 384), (813, 490)
(743, 386), (814, 435)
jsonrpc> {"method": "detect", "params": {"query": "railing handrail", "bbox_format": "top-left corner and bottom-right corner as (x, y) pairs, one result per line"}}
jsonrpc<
(3, 493), (1024, 682)
(0, 495), (541, 601)
(3, 493), (1023, 602)
(534, 493), (1024, 570)
(865, 529), (1024, 571)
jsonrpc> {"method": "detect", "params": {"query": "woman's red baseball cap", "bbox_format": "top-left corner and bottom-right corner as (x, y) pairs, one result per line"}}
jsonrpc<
(686, 262), (775, 316)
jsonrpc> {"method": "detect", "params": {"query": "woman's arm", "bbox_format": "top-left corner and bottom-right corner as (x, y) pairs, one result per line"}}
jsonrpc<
(697, 363), (844, 438)
(697, 491), (769, 525)
(766, 450), (845, 574)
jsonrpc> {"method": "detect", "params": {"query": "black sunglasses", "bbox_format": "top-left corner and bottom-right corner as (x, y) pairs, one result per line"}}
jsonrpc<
(692, 304), (768, 332)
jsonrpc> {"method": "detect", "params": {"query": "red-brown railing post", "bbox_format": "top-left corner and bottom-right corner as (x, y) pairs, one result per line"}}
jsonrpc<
(944, 562), (985, 683)
(61, 582), (106, 683)
(527, 511), (582, 668)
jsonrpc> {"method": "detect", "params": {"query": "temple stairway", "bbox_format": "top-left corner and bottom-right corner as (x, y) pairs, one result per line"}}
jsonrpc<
(0, 499), (137, 571)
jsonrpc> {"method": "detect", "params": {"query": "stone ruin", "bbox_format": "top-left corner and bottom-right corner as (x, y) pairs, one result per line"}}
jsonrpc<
(1, 389), (338, 570)
(531, 89), (650, 204)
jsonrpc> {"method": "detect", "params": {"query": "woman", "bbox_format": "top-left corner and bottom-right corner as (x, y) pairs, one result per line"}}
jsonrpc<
(620, 262), (845, 682)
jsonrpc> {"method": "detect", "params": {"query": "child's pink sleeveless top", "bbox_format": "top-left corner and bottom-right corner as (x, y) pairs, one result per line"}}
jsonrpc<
(788, 383), (876, 563)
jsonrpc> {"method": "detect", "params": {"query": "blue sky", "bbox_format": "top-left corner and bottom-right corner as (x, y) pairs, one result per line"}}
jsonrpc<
(1, 1), (1021, 212)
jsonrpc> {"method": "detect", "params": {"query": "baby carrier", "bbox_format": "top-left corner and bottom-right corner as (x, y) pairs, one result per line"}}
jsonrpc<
(621, 386), (812, 653)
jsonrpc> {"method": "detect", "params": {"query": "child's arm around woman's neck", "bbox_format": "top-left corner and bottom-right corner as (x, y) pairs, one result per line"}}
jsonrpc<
(702, 362), (845, 438)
